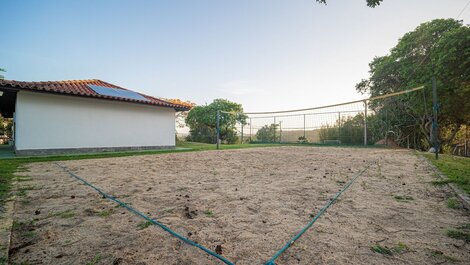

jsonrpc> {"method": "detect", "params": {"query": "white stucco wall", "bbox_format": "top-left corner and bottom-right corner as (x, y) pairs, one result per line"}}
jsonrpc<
(15, 91), (176, 151)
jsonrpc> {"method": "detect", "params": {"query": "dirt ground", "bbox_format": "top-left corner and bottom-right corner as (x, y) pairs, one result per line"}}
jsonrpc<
(9, 146), (470, 264)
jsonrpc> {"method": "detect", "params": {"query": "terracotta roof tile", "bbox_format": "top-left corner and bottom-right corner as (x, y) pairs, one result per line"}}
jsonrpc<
(0, 79), (190, 111)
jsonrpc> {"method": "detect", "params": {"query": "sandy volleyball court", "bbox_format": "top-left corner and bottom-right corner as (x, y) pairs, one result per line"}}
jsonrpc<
(9, 146), (470, 264)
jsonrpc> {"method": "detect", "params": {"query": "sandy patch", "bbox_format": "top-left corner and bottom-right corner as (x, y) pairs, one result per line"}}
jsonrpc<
(9, 146), (470, 264)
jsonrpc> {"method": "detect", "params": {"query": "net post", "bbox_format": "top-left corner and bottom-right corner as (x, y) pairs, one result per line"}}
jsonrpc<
(241, 121), (244, 144)
(216, 110), (220, 150)
(363, 100), (368, 146)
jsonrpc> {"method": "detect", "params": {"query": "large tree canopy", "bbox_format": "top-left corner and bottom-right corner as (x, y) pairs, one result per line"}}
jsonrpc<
(185, 99), (246, 144)
(356, 19), (470, 149)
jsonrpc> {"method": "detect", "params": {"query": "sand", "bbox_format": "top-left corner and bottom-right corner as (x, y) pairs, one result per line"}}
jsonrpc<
(9, 146), (470, 264)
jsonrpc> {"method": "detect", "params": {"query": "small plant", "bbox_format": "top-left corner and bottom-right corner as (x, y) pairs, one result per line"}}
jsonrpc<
(20, 198), (31, 205)
(430, 250), (459, 262)
(137, 221), (152, 230)
(447, 225), (470, 243)
(22, 231), (38, 238)
(392, 242), (409, 253)
(86, 254), (102, 265)
(393, 195), (414, 202)
(98, 209), (114, 218)
(371, 242), (410, 255)
(12, 219), (34, 230)
(298, 136), (309, 143)
(446, 197), (460, 209)
(204, 210), (214, 217)
(15, 190), (27, 197)
(16, 176), (32, 182)
(431, 179), (451, 186)
(163, 207), (175, 214)
(49, 210), (75, 219)
(370, 244), (393, 255)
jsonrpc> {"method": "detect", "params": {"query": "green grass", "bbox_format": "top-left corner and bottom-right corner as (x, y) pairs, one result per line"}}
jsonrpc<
(393, 195), (414, 202)
(370, 244), (393, 255)
(136, 221), (152, 230)
(392, 242), (410, 253)
(430, 250), (459, 262)
(446, 197), (460, 209)
(11, 220), (34, 230)
(204, 210), (214, 217)
(21, 231), (38, 238)
(85, 254), (101, 265)
(371, 242), (410, 255)
(447, 224), (470, 243)
(49, 209), (75, 219)
(98, 209), (114, 218)
(423, 153), (470, 195)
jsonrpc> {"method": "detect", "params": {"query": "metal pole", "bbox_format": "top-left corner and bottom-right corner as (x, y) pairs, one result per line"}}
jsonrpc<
(364, 100), (367, 146)
(249, 118), (252, 142)
(338, 112), (341, 142)
(216, 110), (220, 150)
(279, 121), (282, 143)
(466, 125), (469, 157)
(241, 122), (244, 144)
(303, 114), (306, 138)
(432, 77), (438, 160)
(273, 116), (276, 143)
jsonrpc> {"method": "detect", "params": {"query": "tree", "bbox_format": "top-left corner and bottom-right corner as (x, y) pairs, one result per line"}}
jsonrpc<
(165, 99), (195, 129)
(255, 124), (279, 143)
(185, 99), (246, 144)
(356, 19), (470, 150)
(316, 0), (383, 8)
(0, 68), (5, 80)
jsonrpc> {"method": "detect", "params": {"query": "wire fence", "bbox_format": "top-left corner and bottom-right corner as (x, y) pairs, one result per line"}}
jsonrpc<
(220, 86), (429, 148)
(239, 102), (367, 145)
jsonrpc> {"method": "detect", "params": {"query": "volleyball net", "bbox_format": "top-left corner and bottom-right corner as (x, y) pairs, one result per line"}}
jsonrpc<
(220, 86), (427, 147)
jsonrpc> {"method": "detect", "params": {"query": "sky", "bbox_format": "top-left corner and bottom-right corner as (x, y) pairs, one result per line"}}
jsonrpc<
(1, 0), (469, 113)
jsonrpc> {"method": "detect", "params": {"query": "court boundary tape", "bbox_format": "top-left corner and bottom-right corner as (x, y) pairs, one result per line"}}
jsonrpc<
(55, 162), (372, 265)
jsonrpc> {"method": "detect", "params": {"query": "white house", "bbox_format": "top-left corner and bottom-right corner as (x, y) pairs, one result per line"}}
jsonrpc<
(0, 79), (190, 155)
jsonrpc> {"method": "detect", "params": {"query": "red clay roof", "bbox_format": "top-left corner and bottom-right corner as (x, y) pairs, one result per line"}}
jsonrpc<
(0, 79), (191, 111)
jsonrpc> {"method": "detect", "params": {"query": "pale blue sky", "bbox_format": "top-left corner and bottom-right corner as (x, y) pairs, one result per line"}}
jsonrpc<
(1, 0), (468, 112)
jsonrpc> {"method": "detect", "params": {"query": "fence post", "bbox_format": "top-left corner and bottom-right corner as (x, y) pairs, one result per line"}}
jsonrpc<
(363, 100), (368, 146)
(274, 116), (276, 143)
(279, 121), (282, 143)
(241, 122), (244, 144)
(249, 118), (252, 142)
(216, 110), (220, 150)
(303, 114), (306, 138)
(338, 112), (341, 142)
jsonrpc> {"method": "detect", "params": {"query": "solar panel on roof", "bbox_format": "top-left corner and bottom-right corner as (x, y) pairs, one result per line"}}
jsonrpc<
(87, 85), (149, 101)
